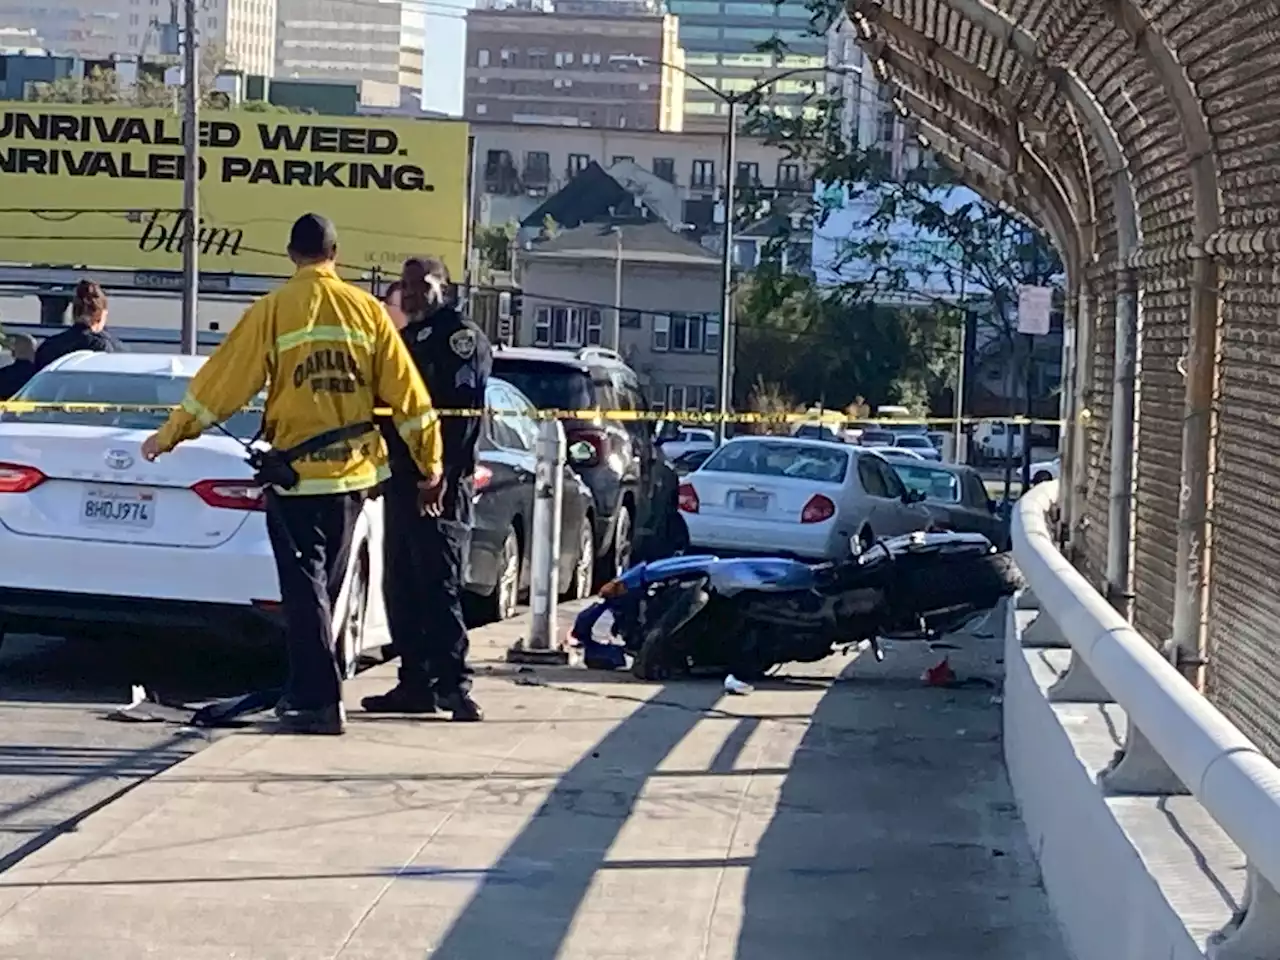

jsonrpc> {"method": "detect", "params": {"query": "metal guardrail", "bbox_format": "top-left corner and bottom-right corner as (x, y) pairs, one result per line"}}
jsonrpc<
(1012, 480), (1280, 954)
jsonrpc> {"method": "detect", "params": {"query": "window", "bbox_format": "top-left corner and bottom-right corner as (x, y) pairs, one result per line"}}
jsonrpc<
(857, 456), (890, 497)
(586, 309), (604, 346)
(704, 441), (850, 483)
(736, 161), (759, 185)
(691, 159), (715, 189)
(487, 383), (533, 451)
(704, 317), (721, 354)
(777, 161), (801, 186)
(477, 48), (489, 67)
(653, 157), (675, 183)
(524, 150), (551, 182)
(128, 33), (139, 45)
(611, 155), (634, 166)
(699, 386), (717, 411)
(531, 306), (598, 347)
(878, 107), (896, 145)
(893, 464), (961, 503)
(567, 153), (590, 176)
(619, 309), (642, 329)
(475, 104), (488, 115)
(667, 385), (691, 410)
(670, 312), (702, 353)
(652, 313), (671, 352)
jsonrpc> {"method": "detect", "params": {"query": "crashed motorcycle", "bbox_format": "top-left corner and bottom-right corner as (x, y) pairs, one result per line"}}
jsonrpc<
(570, 531), (1022, 681)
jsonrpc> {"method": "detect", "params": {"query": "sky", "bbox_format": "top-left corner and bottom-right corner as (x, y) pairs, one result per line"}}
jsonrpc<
(419, 0), (473, 115)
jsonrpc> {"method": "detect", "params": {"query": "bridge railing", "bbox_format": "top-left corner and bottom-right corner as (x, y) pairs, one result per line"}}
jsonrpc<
(1012, 480), (1280, 956)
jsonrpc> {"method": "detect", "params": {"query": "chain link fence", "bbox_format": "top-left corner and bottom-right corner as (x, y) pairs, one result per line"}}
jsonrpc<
(856, 0), (1280, 761)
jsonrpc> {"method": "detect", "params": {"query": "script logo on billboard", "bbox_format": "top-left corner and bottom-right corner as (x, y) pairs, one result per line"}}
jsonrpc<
(126, 209), (245, 259)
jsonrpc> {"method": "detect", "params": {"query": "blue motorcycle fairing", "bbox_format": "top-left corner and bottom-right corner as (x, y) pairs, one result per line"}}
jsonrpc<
(624, 553), (819, 597)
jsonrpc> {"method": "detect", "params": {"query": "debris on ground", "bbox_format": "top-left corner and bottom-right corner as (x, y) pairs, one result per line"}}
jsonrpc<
(724, 674), (753, 696)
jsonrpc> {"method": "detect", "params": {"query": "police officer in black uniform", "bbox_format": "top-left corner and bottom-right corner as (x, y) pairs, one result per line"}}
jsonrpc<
(363, 257), (491, 722)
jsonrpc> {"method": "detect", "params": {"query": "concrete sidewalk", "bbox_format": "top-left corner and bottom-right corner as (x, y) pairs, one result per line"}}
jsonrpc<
(0, 606), (1068, 959)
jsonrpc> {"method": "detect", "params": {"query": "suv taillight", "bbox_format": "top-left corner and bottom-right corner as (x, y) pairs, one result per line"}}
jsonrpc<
(0, 463), (45, 494)
(192, 479), (266, 511)
(567, 428), (607, 468)
(678, 482), (700, 513)
(800, 494), (835, 524)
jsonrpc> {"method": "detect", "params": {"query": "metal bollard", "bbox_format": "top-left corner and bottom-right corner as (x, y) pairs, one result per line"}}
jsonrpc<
(507, 417), (570, 665)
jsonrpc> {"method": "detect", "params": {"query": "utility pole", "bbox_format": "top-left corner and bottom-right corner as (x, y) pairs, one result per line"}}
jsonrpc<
(179, 0), (199, 355)
(611, 227), (623, 351)
(715, 98), (738, 445)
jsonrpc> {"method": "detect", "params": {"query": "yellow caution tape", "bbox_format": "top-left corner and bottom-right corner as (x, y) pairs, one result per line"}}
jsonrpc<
(0, 400), (1067, 427)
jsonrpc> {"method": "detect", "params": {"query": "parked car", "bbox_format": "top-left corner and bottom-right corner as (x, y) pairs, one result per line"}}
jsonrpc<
(490, 345), (674, 581)
(465, 378), (597, 621)
(868, 446), (926, 460)
(856, 428), (898, 447)
(657, 426), (716, 460)
(890, 433), (942, 461)
(1030, 455), (1061, 484)
(972, 421), (1024, 463)
(669, 447), (714, 476)
(0, 352), (381, 673)
(677, 436), (933, 560)
(792, 422), (843, 443)
(887, 460), (1010, 550)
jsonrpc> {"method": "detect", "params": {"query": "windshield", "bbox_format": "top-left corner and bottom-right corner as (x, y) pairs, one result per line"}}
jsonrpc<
(794, 424), (841, 442)
(896, 435), (933, 448)
(703, 440), (849, 484)
(5, 371), (263, 438)
(892, 463), (961, 502)
(492, 360), (595, 411)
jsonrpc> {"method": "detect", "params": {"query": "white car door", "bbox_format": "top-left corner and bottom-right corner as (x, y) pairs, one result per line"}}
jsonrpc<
(853, 454), (908, 536)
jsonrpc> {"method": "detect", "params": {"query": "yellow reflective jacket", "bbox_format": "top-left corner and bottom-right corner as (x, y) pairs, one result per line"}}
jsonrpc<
(153, 263), (442, 495)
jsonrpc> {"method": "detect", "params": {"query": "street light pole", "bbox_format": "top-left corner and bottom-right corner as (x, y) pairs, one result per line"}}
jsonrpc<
(179, 0), (199, 356)
(717, 98), (738, 446)
(612, 227), (623, 351)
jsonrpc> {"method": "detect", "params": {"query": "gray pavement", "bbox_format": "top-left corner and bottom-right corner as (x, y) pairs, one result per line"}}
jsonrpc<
(0, 605), (1068, 959)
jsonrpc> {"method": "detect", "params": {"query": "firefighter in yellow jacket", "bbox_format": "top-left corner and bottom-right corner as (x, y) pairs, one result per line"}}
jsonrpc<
(141, 213), (443, 736)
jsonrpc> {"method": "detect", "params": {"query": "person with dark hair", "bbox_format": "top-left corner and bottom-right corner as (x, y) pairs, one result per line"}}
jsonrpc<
(362, 255), (491, 722)
(0, 334), (37, 399)
(33, 279), (125, 370)
(140, 213), (444, 736)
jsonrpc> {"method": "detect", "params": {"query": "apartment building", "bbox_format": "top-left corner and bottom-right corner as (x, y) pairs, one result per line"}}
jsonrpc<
(399, 4), (423, 91)
(473, 121), (809, 229)
(666, 0), (826, 131)
(275, 0), (401, 86)
(0, 0), (275, 74)
(463, 4), (684, 131)
(825, 12), (917, 169)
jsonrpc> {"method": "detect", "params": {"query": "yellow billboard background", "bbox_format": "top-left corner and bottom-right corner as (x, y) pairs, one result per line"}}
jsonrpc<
(0, 104), (470, 279)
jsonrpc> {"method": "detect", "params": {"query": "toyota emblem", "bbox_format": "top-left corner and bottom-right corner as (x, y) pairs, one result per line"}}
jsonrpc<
(105, 449), (134, 470)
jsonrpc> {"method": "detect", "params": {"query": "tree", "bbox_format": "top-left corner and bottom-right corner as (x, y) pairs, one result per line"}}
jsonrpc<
(737, 1), (1064, 416)
(734, 269), (956, 414)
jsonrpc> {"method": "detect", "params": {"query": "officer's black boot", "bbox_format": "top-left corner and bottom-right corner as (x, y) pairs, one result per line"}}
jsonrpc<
(278, 703), (346, 736)
(360, 681), (437, 714)
(437, 689), (483, 722)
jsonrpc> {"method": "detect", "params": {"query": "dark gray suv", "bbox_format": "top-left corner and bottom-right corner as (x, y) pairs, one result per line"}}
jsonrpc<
(491, 346), (677, 582)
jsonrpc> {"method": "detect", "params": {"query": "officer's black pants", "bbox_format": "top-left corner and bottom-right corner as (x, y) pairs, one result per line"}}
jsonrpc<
(265, 490), (363, 711)
(383, 473), (474, 695)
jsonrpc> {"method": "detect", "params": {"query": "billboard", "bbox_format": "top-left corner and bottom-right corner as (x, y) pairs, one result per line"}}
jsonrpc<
(0, 105), (470, 279)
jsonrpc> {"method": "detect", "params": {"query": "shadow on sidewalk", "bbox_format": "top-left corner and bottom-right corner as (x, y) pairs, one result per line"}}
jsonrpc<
(428, 680), (725, 959)
(732, 672), (1065, 960)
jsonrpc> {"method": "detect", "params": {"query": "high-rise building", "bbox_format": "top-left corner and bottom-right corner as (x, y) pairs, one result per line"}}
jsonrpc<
(275, 0), (401, 86)
(665, 0), (826, 130)
(464, 2), (685, 131)
(0, 0), (275, 75)
(825, 13), (918, 172)
(399, 4), (424, 91)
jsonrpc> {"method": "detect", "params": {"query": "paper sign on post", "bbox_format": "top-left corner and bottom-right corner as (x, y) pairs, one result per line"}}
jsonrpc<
(1017, 285), (1054, 336)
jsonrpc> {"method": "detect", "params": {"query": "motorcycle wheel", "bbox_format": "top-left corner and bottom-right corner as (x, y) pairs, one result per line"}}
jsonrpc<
(631, 586), (709, 682)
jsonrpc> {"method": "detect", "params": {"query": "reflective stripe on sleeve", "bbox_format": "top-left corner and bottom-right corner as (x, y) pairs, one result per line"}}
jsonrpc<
(180, 392), (218, 426)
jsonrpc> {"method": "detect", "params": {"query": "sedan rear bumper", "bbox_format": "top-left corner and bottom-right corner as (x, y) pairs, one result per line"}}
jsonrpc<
(0, 587), (282, 641)
(683, 514), (844, 561)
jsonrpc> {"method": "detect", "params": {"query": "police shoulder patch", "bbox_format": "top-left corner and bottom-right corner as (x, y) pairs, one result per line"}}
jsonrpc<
(449, 328), (477, 359)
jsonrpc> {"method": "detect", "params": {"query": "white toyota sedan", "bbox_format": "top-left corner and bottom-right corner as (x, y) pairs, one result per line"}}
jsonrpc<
(0, 351), (385, 675)
(677, 436), (934, 560)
